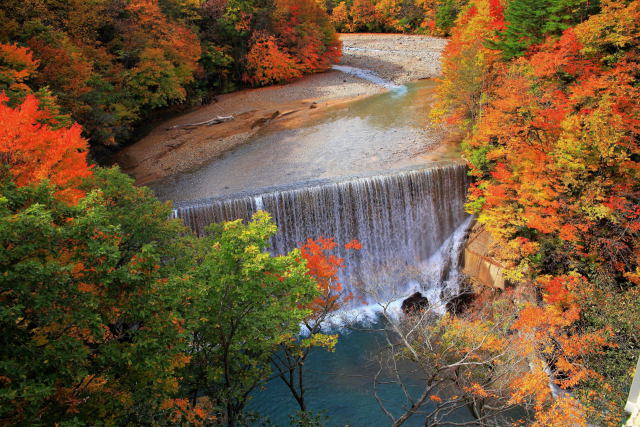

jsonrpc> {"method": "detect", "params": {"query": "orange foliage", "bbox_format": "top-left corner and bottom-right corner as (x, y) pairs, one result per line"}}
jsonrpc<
(160, 397), (216, 426)
(299, 237), (361, 316)
(0, 94), (92, 203)
(243, 33), (302, 86)
(531, 396), (588, 426)
(275, 0), (342, 72)
(0, 43), (39, 97)
(432, 0), (505, 128)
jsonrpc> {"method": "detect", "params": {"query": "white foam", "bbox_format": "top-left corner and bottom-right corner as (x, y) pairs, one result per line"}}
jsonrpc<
(254, 195), (264, 211)
(332, 64), (407, 93)
(305, 216), (474, 334)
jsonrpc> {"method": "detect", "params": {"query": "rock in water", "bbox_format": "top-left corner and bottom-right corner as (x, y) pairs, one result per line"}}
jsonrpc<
(402, 292), (429, 314)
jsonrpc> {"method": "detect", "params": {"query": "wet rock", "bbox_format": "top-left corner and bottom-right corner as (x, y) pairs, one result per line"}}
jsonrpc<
(446, 281), (475, 315)
(402, 292), (429, 314)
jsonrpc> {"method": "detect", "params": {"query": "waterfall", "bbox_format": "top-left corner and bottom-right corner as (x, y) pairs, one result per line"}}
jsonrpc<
(172, 163), (471, 314)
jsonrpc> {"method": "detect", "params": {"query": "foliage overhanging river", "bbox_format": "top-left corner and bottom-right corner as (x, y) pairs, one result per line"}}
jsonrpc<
(160, 78), (474, 425)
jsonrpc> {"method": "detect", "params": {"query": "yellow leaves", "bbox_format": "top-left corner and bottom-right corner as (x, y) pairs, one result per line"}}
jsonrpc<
(244, 244), (260, 255)
(441, 316), (506, 354)
(531, 395), (588, 427)
(464, 382), (494, 399)
(301, 333), (338, 351)
(574, 0), (640, 58)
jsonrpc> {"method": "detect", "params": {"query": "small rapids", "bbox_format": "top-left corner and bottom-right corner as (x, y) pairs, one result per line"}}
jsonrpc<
(304, 216), (473, 333)
(332, 64), (407, 93)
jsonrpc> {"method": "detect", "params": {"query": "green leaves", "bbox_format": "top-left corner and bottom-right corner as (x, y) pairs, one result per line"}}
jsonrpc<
(0, 167), (193, 425)
(183, 211), (318, 424)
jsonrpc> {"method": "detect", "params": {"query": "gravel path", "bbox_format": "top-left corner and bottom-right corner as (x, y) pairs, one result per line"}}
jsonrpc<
(113, 34), (448, 186)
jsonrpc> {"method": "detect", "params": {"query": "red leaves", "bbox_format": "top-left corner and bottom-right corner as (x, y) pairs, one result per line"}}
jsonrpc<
(299, 237), (361, 314)
(540, 275), (575, 305)
(529, 30), (599, 79)
(488, 0), (506, 30)
(344, 239), (362, 250)
(0, 94), (92, 203)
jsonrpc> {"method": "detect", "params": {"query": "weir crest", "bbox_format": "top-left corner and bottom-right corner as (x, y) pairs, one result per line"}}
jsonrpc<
(171, 162), (471, 309)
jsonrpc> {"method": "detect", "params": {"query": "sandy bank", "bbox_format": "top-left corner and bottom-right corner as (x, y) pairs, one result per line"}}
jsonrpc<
(113, 34), (448, 186)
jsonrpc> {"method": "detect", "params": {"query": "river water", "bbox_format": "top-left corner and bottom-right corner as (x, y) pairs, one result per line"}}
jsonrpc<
(153, 80), (459, 202)
(162, 74), (473, 426)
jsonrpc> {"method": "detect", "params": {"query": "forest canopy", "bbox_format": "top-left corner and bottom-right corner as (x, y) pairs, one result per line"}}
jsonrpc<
(435, 0), (640, 423)
(0, 0), (340, 153)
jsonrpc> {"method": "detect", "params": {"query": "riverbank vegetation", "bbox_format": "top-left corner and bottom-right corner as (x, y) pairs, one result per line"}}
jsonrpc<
(0, 0), (340, 154)
(0, 97), (358, 424)
(323, 0), (468, 35)
(435, 0), (640, 424)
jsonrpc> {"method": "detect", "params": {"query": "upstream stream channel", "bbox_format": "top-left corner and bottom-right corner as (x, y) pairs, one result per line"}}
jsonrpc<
(155, 67), (475, 425)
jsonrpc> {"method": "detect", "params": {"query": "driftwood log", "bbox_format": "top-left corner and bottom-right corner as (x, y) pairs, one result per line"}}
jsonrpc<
(166, 115), (234, 130)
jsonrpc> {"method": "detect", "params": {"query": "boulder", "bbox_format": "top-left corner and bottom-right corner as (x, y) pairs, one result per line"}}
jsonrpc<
(401, 292), (429, 314)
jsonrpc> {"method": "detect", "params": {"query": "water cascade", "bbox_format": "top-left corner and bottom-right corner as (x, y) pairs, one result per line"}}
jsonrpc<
(172, 162), (471, 313)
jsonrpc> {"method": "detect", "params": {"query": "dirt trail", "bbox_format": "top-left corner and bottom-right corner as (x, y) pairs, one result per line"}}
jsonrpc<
(113, 34), (448, 186)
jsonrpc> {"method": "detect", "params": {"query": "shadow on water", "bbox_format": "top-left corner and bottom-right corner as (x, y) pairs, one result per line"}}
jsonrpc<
(248, 323), (475, 427)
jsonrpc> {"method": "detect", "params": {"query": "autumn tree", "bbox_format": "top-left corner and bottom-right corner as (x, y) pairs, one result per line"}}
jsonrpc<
(0, 0), (341, 148)
(274, 0), (342, 73)
(352, 0), (383, 31)
(362, 281), (612, 426)
(244, 33), (303, 85)
(437, 0), (640, 422)
(331, 1), (352, 31)
(432, 0), (504, 130)
(271, 237), (361, 412)
(0, 94), (91, 204)
(0, 165), (199, 425)
(182, 212), (320, 426)
(326, 0), (471, 34)
(0, 43), (38, 102)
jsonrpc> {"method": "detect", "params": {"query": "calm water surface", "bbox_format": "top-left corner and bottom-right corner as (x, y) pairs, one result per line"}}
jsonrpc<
(248, 325), (474, 426)
(154, 80), (458, 203)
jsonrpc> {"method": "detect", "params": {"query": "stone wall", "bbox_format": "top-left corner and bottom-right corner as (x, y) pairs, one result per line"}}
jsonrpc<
(462, 221), (505, 289)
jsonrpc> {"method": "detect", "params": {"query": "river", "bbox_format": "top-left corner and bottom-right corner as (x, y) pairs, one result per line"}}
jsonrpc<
(153, 80), (459, 202)
(162, 68), (473, 425)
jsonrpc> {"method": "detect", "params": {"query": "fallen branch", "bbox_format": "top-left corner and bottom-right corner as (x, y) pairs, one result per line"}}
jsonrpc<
(166, 115), (234, 130)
